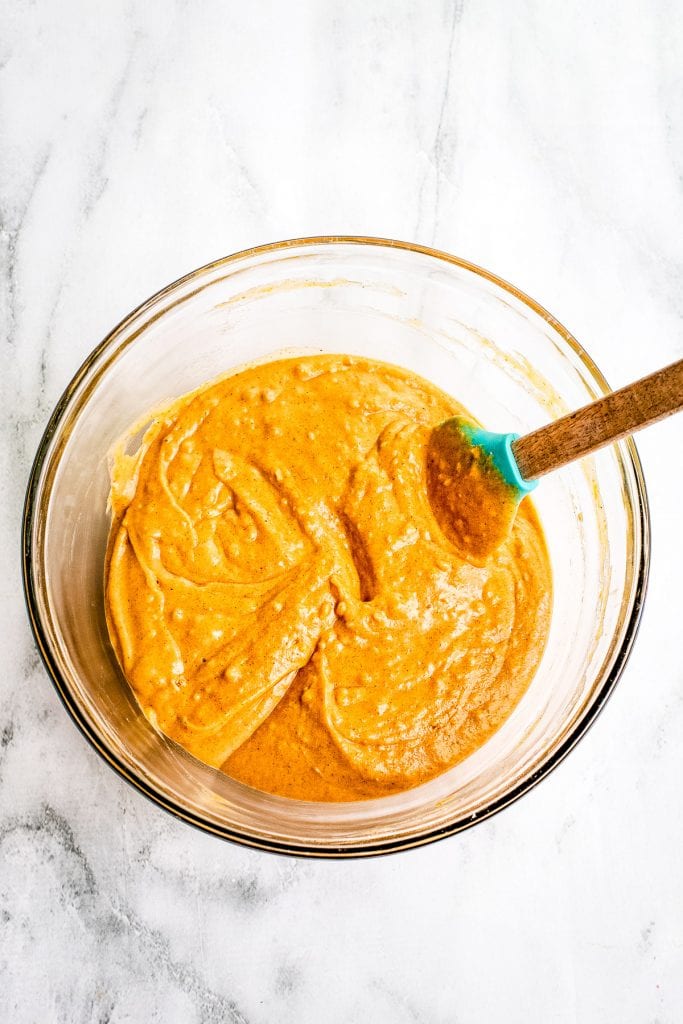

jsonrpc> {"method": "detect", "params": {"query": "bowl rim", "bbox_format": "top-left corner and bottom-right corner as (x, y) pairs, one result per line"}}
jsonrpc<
(22, 235), (651, 858)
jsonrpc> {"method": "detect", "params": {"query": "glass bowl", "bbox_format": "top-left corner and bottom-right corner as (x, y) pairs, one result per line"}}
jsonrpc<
(22, 237), (649, 857)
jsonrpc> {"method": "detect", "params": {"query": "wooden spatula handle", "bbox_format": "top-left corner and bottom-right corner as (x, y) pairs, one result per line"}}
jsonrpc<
(512, 358), (683, 481)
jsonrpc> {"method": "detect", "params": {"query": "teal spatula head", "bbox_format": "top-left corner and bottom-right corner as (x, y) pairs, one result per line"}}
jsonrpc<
(460, 422), (537, 495)
(426, 418), (537, 565)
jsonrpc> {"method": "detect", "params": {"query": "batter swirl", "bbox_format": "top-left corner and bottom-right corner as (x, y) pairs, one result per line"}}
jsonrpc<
(106, 355), (551, 800)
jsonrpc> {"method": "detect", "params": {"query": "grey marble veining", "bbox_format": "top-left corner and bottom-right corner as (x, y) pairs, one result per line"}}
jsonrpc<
(2, 1), (682, 1021)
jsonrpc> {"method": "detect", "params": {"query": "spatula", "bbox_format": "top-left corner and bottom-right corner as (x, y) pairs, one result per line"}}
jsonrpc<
(427, 358), (683, 563)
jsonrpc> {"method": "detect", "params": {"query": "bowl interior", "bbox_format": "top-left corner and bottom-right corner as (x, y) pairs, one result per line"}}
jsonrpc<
(25, 240), (647, 855)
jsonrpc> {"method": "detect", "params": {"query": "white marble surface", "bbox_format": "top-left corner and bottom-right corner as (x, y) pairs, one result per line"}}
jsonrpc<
(2, 1), (682, 1020)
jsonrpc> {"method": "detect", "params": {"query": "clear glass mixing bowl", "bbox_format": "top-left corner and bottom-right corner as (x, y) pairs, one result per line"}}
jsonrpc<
(23, 238), (649, 856)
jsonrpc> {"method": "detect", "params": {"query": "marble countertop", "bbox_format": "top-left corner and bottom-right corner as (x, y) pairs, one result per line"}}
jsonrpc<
(2, 1), (682, 1020)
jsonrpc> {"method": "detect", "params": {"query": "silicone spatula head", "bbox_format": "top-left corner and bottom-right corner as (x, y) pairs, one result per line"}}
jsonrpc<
(426, 418), (536, 565)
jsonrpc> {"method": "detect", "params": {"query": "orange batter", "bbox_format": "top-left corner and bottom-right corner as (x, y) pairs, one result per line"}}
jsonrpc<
(105, 355), (551, 801)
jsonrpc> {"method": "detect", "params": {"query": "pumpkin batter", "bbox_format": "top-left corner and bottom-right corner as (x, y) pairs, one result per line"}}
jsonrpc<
(105, 355), (551, 801)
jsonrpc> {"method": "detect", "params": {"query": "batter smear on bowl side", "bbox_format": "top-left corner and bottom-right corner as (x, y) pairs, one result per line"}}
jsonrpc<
(105, 354), (551, 801)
